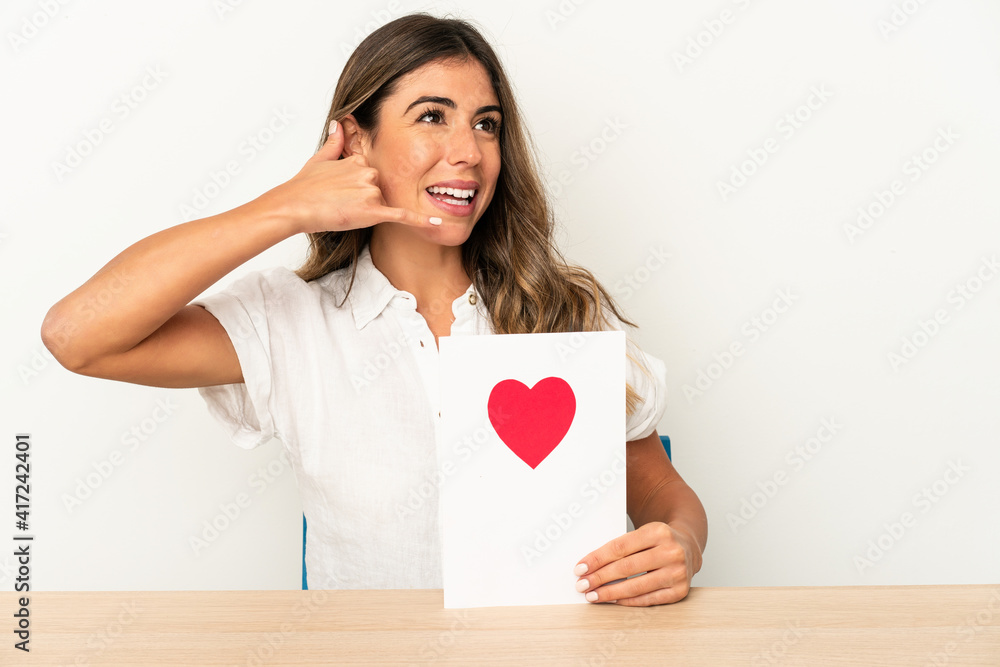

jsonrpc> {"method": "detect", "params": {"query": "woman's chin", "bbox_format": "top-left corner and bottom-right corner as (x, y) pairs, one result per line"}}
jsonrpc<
(421, 218), (474, 245)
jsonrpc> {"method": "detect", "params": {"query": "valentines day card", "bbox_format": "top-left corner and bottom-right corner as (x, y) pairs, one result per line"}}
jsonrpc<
(437, 331), (627, 609)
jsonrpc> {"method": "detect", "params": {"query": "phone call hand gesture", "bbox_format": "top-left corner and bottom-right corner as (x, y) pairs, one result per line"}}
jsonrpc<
(263, 120), (440, 235)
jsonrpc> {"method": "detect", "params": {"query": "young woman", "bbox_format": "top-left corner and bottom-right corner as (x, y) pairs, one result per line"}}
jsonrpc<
(41, 13), (707, 606)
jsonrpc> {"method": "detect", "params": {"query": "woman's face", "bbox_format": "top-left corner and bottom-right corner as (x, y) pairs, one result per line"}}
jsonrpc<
(354, 57), (502, 243)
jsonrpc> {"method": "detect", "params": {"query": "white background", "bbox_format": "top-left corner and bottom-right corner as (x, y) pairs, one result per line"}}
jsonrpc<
(1, 0), (998, 591)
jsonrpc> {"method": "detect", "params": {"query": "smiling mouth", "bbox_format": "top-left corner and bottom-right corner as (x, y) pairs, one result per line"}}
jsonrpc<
(426, 185), (477, 206)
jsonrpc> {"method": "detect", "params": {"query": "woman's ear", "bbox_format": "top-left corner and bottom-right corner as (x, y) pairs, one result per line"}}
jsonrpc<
(339, 114), (367, 158)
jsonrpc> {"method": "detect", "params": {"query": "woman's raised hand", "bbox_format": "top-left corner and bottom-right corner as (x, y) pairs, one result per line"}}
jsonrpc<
(42, 120), (439, 388)
(263, 120), (441, 234)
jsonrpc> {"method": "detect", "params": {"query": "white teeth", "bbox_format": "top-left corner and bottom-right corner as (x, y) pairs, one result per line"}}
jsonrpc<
(428, 186), (476, 199)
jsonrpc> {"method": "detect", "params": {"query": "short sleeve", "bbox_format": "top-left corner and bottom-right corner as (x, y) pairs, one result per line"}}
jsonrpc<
(600, 306), (669, 442)
(191, 269), (288, 450)
(624, 340), (669, 441)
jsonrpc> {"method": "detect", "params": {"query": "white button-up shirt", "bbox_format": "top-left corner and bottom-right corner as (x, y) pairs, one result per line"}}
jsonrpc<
(193, 244), (668, 589)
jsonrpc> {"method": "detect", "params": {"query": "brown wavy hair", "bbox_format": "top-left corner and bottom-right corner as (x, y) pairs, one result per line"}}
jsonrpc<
(296, 13), (654, 419)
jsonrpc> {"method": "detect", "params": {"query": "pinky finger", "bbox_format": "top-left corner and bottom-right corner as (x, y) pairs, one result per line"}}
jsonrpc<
(379, 206), (442, 227)
(612, 587), (688, 607)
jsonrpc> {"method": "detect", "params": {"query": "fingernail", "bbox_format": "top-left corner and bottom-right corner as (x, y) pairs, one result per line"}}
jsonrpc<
(586, 591), (599, 602)
(328, 119), (338, 136)
(429, 217), (442, 225)
(574, 563), (588, 576)
(575, 579), (589, 593)
(609, 600), (618, 604)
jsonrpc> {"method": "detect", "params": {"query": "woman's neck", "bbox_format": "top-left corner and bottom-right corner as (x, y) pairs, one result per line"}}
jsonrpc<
(368, 224), (472, 312)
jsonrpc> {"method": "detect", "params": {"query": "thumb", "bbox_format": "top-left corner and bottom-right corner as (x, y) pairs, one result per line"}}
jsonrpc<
(310, 119), (345, 162)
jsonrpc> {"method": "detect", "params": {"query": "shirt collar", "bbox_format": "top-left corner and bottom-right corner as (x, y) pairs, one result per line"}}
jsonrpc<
(343, 244), (480, 330)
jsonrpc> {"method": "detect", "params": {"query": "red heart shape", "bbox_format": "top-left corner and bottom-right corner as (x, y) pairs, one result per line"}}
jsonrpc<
(487, 377), (576, 469)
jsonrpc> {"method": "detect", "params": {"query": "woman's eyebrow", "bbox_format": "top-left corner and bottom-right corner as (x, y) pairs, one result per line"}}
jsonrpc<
(405, 95), (502, 116)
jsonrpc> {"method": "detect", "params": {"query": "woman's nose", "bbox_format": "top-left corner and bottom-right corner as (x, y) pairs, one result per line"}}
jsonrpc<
(446, 126), (482, 165)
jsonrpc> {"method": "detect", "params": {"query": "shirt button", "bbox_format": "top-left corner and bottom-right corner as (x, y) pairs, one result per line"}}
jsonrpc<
(420, 340), (425, 348)
(468, 294), (477, 305)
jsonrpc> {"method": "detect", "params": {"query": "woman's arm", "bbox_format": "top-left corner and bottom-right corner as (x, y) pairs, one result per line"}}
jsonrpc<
(40, 198), (295, 387)
(573, 429), (708, 606)
(41, 122), (437, 388)
(626, 429), (708, 570)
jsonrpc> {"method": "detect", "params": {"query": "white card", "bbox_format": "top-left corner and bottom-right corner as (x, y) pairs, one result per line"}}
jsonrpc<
(437, 331), (626, 609)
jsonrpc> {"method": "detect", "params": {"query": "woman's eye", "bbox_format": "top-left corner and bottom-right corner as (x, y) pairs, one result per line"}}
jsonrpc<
(418, 110), (499, 132)
(475, 117), (500, 133)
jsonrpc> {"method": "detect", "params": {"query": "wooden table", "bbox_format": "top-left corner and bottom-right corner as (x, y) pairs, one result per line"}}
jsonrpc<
(3, 585), (998, 665)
